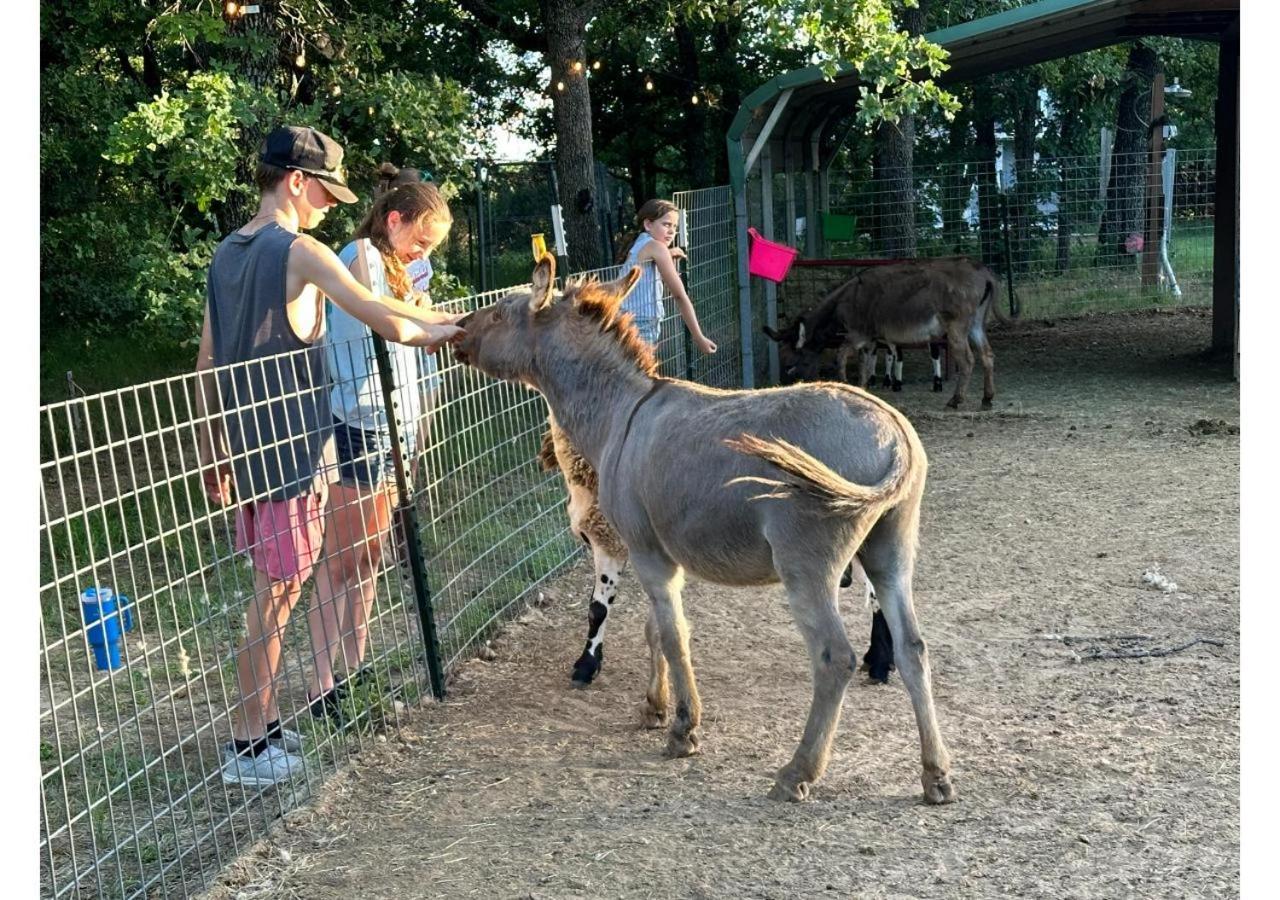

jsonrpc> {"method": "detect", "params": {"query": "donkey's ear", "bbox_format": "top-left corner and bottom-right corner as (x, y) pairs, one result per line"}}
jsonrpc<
(530, 253), (557, 312)
(604, 266), (643, 303)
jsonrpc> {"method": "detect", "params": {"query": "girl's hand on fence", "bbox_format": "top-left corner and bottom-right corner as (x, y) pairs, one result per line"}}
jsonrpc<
(696, 334), (718, 355)
(670, 247), (687, 261)
(203, 462), (233, 507)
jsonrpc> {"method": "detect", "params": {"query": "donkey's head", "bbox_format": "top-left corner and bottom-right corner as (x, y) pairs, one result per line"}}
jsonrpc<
(453, 254), (650, 389)
(763, 318), (829, 384)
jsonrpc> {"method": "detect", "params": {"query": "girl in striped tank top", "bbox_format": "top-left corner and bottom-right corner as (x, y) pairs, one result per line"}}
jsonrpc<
(617, 199), (717, 355)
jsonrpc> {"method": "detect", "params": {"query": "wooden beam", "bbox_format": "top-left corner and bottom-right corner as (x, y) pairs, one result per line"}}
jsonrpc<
(1212, 21), (1239, 357)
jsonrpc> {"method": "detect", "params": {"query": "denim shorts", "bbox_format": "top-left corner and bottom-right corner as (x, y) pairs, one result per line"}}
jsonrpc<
(332, 416), (395, 488)
(632, 316), (661, 347)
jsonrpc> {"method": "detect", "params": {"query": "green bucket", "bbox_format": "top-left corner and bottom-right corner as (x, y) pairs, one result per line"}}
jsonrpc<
(821, 213), (857, 241)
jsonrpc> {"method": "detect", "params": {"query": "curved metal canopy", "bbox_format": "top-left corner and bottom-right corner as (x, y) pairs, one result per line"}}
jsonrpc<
(727, 0), (1240, 189)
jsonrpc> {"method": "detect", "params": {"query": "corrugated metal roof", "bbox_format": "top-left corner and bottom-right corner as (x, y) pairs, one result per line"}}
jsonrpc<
(727, 0), (1238, 187)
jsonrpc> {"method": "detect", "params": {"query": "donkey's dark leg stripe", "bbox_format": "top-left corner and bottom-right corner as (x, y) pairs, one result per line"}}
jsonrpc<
(863, 608), (895, 684)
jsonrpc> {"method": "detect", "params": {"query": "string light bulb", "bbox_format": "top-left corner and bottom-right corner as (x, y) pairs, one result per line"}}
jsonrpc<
(645, 78), (654, 91)
(571, 61), (583, 74)
(691, 93), (700, 105)
(556, 80), (566, 92)
(591, 60), (601, 71)
(225, 2), (239, 16)
(294, 52), (306, 68)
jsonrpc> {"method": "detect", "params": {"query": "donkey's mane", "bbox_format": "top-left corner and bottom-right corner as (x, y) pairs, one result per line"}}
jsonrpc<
(561, 275), (659, 377)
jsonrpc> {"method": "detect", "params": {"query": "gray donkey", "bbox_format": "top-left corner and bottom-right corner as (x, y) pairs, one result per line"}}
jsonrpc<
(540, 419), (897, 689)
(454, 255), (955, 804)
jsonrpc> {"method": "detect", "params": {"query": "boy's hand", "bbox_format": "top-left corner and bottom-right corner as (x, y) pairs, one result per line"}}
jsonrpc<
(696, 334), (717, 355)
(423, 323), (466, 353)
(203, 461), (234, 507)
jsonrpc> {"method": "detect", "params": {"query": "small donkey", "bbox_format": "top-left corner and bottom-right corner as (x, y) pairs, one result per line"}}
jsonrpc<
(454, 255), (954, 804)
(540, 419), (896, 688)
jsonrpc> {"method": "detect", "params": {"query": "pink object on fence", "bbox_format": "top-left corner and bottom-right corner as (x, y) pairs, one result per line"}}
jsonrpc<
(747, 227), (800, 283)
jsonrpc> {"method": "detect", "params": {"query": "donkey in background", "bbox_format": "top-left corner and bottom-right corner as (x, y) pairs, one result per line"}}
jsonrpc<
(455, 255), (954, 804)
(541, 420), (897, 689)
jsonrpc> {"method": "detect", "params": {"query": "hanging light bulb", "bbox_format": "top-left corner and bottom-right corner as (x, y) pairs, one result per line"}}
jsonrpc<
(571, 60), (584, 74)
(592, 60), (601, 71)
(225, 2), (239, 16)
(556, 80), (566, 92)
(645, 78), (654, 91)
(294, 52), (306, 68)
(691, 93), (700, 105)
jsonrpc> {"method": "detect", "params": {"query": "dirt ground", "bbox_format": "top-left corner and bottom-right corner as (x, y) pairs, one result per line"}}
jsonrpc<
(206, 308), (1239, 899)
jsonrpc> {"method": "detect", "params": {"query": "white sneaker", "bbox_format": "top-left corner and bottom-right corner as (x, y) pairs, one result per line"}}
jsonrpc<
(220, 743), (303, 787)
(267, 728), (304, 754)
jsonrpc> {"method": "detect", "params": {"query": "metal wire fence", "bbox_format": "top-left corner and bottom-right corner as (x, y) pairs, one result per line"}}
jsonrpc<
(810, 147), (1216, 321)
(39, 186), (737, 899)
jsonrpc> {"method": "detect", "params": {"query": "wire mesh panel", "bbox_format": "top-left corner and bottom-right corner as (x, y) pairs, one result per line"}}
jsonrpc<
(39, 342), (430, 900)
(673, 186), (738, 388)
(820, 147), (1215, 320)
(39, 189), (741, 899)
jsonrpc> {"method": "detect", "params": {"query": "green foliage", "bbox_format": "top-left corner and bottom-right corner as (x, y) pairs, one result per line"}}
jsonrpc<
(105, 70), (280, 215)
(42, 2), (475, 364)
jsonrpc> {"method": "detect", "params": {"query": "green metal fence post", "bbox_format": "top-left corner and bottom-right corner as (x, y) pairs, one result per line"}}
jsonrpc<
(370, 334), (447, 700)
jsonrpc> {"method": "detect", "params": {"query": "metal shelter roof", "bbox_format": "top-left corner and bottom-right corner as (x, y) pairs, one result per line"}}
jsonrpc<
(727, 0), (1240, 189)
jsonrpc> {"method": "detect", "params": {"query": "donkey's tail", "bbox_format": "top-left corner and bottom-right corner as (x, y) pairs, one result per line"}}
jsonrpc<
(724, 433), (911, 517)
(985, 270), (1019, 325)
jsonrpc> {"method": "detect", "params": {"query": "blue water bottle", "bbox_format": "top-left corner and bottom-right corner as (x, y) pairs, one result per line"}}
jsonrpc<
(81, 586), (131, 671)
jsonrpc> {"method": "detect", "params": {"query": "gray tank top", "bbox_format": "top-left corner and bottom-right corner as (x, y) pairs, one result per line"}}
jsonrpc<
(207, 223), (332, 503)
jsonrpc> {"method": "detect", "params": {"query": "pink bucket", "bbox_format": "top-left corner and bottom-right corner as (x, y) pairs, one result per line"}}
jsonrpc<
(747, 227), (799, 283)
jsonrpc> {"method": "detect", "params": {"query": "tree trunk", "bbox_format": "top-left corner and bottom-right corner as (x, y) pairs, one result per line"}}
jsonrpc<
(543, 0), (603, 272)
(674, 23), (711, 189)
(1055, 103), (1080, 273)
(1011, 80), (1038, 275)
(941, 96), (971, 252)
(220, 0), (291, 233)
(973, 89), (1001, 269)
(710, 20), (741, 187)
(871, 1), (926, 258)
(1097, 43), (1160, 267)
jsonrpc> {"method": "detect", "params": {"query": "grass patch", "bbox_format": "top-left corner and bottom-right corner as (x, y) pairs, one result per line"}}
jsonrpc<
(42, 328), (194, 406)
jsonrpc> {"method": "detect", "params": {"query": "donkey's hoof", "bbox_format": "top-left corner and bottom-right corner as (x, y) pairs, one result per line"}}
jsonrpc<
(892, 380), (903, 392)
(640, 702), (668, 729)
(944, 397), (962, 410)
(923, 771), (957, 805)
(932, 379), (944, 393)
(768, 776), (811, 803)
(665, 727), (701, 758)
(570, 649), (602, 686)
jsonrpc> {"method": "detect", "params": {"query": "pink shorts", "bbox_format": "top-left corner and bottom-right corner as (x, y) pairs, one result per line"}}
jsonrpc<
(235, 493), (326, 583)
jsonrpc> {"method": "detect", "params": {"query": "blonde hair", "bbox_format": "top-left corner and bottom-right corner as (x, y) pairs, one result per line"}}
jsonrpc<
(353, 181), (452, 298)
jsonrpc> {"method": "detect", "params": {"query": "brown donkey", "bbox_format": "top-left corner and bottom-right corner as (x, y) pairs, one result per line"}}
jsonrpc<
(454, 255), (955, 804)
